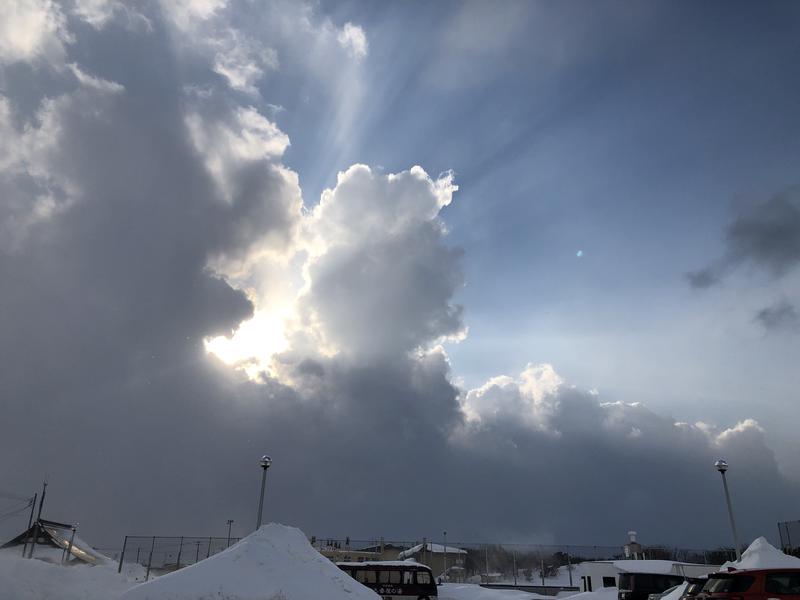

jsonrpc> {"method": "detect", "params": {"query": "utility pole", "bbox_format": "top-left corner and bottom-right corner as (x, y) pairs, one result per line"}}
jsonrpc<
(21, 493), (37, 557)
(28, 481), (48, 559)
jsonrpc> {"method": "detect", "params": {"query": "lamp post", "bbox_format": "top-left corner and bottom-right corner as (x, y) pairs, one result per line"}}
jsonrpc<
(715, 459), (742, 561)
(256, 455), (272, 530)
(226, 520), (234, 547)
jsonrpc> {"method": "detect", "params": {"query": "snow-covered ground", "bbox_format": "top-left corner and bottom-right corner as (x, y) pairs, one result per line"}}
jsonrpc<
(3, 532), (799, 600)
(0, 548), (139, 600)
(439, 583), (553, 599)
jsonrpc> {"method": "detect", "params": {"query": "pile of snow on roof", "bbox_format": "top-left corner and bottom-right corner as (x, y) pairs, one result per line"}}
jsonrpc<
(612, 560), (686, 574)
(398, 542), (467, 559)
(121, 523), (380, 600)
(721, 537), (800, 571)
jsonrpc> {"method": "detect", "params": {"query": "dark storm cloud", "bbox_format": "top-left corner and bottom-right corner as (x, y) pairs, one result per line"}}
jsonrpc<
(755, 300), (799, 332)
(688, 187), (800, 287)
(0, 0), (797, 555)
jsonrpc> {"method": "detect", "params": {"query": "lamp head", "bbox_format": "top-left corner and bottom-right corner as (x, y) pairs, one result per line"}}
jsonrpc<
(260, 455), (272, 469)
(715, 459), (729, 473)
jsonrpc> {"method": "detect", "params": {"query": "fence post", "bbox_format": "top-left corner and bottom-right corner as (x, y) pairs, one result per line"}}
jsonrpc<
(145, 536), (156, 582)
(175, 537), (184, 571)
(513, 550), (517, 586)
(206, 536), (212, 558)
(118, 536), (128, 573)
(567, 551), (573, 586)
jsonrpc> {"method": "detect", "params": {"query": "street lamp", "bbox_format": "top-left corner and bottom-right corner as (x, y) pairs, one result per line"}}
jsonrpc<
(715, 459), (742, 561)
(256, 455), (272, 530)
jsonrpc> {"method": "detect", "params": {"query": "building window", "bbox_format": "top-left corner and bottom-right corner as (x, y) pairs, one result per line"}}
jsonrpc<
(603, 577), (616, 588)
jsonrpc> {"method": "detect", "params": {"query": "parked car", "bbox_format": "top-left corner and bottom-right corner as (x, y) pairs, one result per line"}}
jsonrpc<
(680, 577), (708, 600)
(698, 569), (800, 600)
(648, 584), (681, 600)
(619, 573), (687, 600)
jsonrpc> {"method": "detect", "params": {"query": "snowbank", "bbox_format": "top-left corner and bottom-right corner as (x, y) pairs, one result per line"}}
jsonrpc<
(721, 537), (800, 571)
(121, 523), (380, 600)
(438, 583), (548, 599)
(0, 548), (137, 600)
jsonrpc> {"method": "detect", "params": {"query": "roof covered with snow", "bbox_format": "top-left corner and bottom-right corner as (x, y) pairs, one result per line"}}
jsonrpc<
(121, 523), (380, 600)
(720, 537), (800, 571)
(337, 560), (429, 568)
(612, 560), (694, 574)
(398, 543), (467, 559)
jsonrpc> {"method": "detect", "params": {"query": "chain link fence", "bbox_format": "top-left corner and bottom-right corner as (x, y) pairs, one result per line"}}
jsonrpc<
(778, 520), (800, 557)
(113, 533), (738, 584)
(115, 535), (243, 580)
(307, 537), (736, 584)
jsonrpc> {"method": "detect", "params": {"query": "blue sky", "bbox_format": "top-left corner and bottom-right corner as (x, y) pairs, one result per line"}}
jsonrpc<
(274, 1), (800, 467)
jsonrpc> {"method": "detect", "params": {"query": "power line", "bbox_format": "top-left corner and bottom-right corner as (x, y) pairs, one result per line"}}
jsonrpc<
(0, 488), (32, 502)
(0, 502), (33, 523)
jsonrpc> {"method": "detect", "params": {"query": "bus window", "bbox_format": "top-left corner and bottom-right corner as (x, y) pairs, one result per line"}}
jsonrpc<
(379, 570), (401, 584)
(403, 571), (414, 584)
(417, 571), (432, 585)
(356, 570), (377, 584)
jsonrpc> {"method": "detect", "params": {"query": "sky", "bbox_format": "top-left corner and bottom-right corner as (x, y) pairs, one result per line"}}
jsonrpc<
(1, 0), (799, 552)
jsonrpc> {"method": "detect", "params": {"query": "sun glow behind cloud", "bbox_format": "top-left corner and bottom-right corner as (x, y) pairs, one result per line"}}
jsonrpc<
(204, 308), (290, 377)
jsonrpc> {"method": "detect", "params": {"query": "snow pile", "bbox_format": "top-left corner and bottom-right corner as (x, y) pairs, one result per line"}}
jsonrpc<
(121, 523), (380, 600)
(438, 583), (548, 599)
(0, 548), (138, 600)
(721, 537), (800, 571)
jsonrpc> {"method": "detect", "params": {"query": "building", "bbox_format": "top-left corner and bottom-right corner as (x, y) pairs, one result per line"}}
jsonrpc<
(313, 539), (382, 563)
(575, 559), (720, 593)
(397, 542), (468, 582)
(357, 540), (408, 561)
(1, 518), (109, 566)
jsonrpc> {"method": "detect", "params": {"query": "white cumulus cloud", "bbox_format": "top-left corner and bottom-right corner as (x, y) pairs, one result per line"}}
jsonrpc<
(337, 22), (368, 59)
